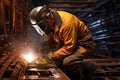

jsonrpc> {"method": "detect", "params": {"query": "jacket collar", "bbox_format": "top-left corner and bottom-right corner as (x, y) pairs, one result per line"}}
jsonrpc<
(51, 10), (62, 28)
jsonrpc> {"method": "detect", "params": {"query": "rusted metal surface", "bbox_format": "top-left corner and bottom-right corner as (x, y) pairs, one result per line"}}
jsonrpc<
(0, 53), (70, 80)
(0, 51), (120, 80)
(0, 53), (27, 80)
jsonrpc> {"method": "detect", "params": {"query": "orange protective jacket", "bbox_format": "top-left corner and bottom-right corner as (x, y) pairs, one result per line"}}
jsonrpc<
(53, 11), (94, 59)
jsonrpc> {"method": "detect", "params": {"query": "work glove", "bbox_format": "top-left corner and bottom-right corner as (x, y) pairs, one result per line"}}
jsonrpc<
(34, 52), (56, 65)
(34, 56), (49, 65)
(47, 52), (56, 61)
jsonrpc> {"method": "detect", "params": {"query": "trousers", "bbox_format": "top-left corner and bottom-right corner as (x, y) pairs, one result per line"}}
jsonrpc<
(58, 46), (95, 80)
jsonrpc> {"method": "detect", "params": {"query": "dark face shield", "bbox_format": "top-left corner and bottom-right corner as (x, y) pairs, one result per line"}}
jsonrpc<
(31, 20), (47, 36)
(36, 13), (53, 35)
(37, 20), (47, 31)
(35, 18), (51, 36)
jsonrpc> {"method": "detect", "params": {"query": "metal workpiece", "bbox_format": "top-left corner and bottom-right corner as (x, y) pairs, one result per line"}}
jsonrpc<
(20, 61), (70, 80)
(23, 64), (61, 80)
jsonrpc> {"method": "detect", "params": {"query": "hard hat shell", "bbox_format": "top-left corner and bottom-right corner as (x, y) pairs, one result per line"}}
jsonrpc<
(29, 6), (50, 36)
(30, 6), (44, 25)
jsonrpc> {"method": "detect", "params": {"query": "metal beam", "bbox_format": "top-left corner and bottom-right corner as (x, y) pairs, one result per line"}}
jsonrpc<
(48, 0), (97, 4)
(48, 5), (87, 8)
(58, 9), (105, 12)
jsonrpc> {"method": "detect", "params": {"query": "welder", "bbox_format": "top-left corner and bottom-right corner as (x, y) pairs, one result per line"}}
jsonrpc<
(29, 5), (95, 80)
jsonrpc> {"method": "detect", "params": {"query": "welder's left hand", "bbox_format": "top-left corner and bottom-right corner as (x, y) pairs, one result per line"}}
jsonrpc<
(47, 52), (56, 61)
(34, 56), (49, 65)
(34, 52), (55, 65)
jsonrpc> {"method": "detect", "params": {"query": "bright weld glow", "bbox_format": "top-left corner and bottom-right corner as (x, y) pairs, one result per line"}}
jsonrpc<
(23, 52), (35, 63)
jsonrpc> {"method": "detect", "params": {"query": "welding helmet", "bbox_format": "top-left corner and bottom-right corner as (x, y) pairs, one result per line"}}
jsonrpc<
(30, 6), (51, 36)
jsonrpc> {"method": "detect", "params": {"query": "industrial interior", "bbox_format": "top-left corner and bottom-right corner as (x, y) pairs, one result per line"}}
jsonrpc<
(0, 0), (120, 80)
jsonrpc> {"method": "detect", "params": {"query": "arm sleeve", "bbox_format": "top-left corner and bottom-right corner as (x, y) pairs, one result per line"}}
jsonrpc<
(54, 22), (78, 59)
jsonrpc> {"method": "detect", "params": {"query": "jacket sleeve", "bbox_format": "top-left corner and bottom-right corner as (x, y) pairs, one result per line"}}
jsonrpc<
(54, 21), (78, 59)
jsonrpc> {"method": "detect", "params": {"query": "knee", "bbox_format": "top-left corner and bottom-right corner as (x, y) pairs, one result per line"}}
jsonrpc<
(63, 56), (83, 66)
(62, 58), (69, 66)
(82, 61), (96, 74)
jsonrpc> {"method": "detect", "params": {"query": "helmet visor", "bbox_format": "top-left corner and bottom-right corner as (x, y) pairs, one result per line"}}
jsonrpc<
(36, 20), (47, 31)
(32, 20), (47, 36)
